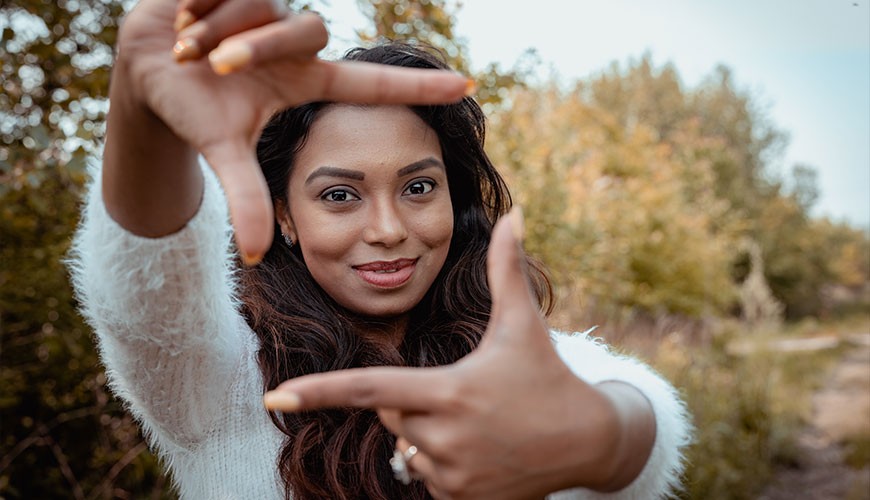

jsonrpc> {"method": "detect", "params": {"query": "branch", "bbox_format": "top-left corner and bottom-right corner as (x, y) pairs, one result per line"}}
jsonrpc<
(88, 441), (148, 500)
(0, 406), (101, 472)
(46, 435), (86, 500)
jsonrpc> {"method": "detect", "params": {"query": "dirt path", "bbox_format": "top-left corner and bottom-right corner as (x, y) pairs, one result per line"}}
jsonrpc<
(759, 333), (870, 500)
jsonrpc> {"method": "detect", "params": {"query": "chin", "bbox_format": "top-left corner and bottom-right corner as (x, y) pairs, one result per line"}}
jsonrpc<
(345, 296), (420, 321)
(355, 304), (414, 320)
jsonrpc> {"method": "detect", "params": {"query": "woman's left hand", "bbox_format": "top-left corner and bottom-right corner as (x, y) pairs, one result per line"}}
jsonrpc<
(264, 209), (648, 499)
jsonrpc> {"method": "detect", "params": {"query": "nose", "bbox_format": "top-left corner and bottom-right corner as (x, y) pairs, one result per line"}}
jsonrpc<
(362, 198), (408, 247)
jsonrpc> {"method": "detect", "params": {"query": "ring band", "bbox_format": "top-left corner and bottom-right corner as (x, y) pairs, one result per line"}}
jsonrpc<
(390, 444), (418, 485)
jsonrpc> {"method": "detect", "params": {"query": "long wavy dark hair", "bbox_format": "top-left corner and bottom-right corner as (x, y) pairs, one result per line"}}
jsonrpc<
(240, 43), (553, 500)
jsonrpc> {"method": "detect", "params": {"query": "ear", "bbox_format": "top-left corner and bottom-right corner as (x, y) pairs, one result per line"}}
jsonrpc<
(274, 199), (297, 242)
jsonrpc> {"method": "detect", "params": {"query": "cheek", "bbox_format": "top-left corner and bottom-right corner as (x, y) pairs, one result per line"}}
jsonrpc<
(418, 202), (454, 251)
(295, 215), (360, 271)
(428, 217), (454, 249)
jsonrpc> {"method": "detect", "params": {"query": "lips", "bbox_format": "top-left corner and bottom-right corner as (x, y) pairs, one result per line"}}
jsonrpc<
(353, 258), (417, 288)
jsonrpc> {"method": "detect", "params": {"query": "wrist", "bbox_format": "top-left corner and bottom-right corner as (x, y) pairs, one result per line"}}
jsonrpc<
(525, 375), (623, 495)
(590, 381), (657, 492)
(103, 54), (202, 237)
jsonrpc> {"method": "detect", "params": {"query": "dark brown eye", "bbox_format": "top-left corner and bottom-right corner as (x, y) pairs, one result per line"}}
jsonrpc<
(404, 180), (434, 196)
(321, 189), (359, 203)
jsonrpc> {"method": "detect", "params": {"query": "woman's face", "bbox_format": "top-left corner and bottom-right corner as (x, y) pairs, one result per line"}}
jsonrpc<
(279, 105), (453, 319)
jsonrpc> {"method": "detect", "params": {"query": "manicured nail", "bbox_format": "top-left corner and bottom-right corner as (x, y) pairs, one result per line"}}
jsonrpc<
(241, 252), (263, 267)
(464, 78), (477, 96)
(209, 41), (253, 75)
(172, 37), (200, 62)
(174, 9), (196, 32)
(263, 391), (301, 411)
(510, 206), (524, 242)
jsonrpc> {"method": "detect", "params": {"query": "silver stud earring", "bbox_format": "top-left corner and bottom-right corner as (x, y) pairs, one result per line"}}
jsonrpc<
(283, 234), (295, 248)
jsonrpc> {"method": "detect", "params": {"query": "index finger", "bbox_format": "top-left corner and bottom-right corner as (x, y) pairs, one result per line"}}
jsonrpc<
(200, 140), (273, 264)
(263, 366), (448, 412)
(310, 60), (475, 105)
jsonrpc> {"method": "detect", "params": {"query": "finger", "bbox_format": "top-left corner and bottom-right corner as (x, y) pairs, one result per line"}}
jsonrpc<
(396, 437), (436, 483)
(264, 366), (447, 412)
(308, 60), (474, 105)
(425, 481), (450, 500)
(395, 436), (412, 453)
(207, 13), (328, 75)
(485, 207), (541, 337)
(174, 0), (221, 30)
(379, 409), (443, 462)
(176, 0), (223, 18)
(396, 437), (423, 475)
(377, 408), (403, 435)
(200, 140), (274, 265)
(174, 0), (288, 62)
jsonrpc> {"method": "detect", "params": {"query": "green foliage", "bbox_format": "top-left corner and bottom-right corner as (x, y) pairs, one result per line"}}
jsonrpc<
(487, 77), (738, 317)
(354, 0), (533, 107)
(487, 55), (869, 321)
(1, 0), (867, 496)
(0, 166), (176, 497)
(0, 0), (125, 192)
(357, 0), (468, 71)
(650, 324), (846, 499)
(0, 0), (176, 496)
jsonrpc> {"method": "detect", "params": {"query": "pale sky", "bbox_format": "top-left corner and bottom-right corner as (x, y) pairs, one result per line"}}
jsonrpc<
(318, 0), (870, 228)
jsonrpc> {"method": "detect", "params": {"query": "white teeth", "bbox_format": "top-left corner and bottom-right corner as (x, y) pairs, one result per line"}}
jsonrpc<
(374, 269), (398, 273)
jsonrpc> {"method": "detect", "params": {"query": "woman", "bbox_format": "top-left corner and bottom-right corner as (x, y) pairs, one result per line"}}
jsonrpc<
(70, 0), (691, 498)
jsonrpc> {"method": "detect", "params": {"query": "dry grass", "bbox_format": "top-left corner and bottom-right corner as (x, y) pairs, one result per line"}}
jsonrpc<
(570, 311), (868, 500)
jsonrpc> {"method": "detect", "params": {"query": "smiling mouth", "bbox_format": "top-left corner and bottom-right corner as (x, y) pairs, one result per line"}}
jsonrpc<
(353, 259), (418, 288)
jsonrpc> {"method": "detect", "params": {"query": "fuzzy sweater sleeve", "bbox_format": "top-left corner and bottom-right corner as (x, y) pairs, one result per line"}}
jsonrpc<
(548, 330), (693, 500)
(68, 162), (252, 452)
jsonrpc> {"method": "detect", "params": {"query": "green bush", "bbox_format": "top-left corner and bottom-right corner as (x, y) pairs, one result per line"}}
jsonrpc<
(0, 169), (175, 498)
(649, 323), (844, 499)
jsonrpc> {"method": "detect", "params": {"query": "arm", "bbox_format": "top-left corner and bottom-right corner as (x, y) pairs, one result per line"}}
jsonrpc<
(70, 163), (249, 449)
(98, 0), (470, 261)
(67, 0), (244, 449)
(549, 331), (693, 499)
(72, 0), (470, 448)
(263, 210), (693, 499)
(101, 53), (203, 239)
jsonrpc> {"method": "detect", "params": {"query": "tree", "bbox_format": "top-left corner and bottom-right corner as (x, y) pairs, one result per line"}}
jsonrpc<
(578, 55), (864, 320)
(355, 0), (534, 107)
(1, 1), (178, 496)
(3, 0), (868, 496)
(0, 0), (122, 193)
(486, 79), (737, 320)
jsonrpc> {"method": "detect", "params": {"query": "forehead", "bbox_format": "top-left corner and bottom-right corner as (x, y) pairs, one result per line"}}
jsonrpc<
(292, 105), (442, 177)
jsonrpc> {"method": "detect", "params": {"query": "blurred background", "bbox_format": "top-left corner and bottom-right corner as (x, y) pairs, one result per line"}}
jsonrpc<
(1, 0), (868, 498)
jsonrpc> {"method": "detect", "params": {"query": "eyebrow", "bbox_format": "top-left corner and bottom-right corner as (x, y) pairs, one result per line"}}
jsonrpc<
(305, 166), (365, 185)
(397, 157), (445, 177)
(305, 157), (445, 186)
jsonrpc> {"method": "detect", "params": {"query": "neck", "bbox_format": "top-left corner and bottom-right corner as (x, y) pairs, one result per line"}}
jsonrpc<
(354, 313), (410, 349)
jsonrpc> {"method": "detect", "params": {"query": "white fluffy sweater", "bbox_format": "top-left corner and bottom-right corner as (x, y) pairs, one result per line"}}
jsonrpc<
(69, 165), (692, 499)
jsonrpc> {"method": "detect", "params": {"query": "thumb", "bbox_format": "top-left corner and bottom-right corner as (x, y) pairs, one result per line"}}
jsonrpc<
(485, 206), (542, 339)
(202, 140), (274, 265)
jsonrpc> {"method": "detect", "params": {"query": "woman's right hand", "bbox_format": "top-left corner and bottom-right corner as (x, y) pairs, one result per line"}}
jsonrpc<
(107, 0), (470, 262)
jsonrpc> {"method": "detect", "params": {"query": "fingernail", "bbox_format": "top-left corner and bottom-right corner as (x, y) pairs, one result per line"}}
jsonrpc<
(209, 41), (253, 75)
(510, 206), (524, 242)
(464, 78), (477, 96)
(241, 252), (263, 267)
(263, 391), (301, 411)
(174, 9), (196, 32)
(172, 37), (201, 62)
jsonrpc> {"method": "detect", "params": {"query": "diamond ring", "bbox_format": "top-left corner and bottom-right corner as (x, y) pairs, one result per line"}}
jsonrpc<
(390, 444), (419, 484)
